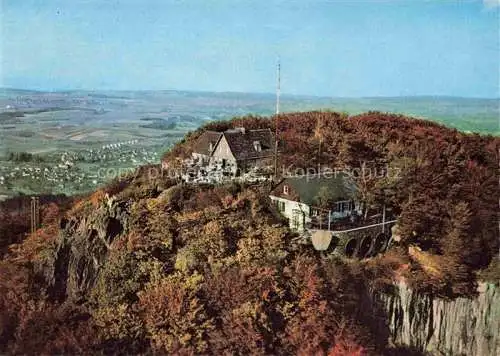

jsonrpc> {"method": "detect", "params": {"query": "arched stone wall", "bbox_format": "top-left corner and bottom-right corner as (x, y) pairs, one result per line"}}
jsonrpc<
(316, 221), (396, 258)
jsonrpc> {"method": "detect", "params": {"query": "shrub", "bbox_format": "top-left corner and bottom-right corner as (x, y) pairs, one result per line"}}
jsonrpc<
(91, 251), (146, 307)
(138, 277), (213, 354)
(478, 257), (500, 285)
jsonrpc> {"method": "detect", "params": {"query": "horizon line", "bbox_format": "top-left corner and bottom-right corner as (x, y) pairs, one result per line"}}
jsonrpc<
(1, 86), (499, 101)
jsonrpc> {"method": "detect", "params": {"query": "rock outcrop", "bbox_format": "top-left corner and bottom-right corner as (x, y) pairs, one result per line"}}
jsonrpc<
(376, 282), (500, 356)
(39, 196), (130, 301)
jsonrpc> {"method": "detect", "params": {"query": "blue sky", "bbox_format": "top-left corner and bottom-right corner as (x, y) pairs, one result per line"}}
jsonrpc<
(1, 0), (499, 97)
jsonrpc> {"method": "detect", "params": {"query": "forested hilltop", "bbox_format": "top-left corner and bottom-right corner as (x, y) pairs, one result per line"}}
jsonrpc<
(0, 111), (498, 355)
(165, 111), (499, 291)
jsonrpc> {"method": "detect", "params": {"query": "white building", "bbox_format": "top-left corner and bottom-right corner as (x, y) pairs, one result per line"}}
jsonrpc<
(269, 173), (362, 232)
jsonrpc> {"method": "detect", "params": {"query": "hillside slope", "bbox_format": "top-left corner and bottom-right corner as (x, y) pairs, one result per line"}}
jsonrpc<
(165, 111), (499, 293)
(1, 111), (498, 354)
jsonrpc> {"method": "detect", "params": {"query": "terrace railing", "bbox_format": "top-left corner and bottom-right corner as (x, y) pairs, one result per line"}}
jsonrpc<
(307, 213), (394, 232)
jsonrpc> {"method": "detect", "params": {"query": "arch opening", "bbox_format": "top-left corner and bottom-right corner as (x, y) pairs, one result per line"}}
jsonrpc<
(356, 236), (372, 258)
(373, 233), (389, 255)
(345, 239), (357, 258)
(327, 235), (340, 253)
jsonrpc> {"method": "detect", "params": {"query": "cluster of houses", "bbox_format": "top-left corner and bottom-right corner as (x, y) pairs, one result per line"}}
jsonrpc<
(0, 143), (161, 196)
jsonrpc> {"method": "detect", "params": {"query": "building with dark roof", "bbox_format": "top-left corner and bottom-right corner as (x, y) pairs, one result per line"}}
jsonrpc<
(221, 128), (275, 161)
(269, 172), (361, 231)
(191, 131), (222, 163)
(191, 127), (275, 175)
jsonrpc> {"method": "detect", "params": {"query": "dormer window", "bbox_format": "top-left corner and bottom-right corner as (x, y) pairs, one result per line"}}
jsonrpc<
(209, 142), (214, 153)
(283, 185), (289, 195)
(253, 141), (262, 152)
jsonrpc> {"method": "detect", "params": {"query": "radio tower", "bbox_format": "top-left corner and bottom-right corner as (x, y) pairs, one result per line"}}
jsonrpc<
(274, 58), (281, 179)
(276, 58), (281, 115)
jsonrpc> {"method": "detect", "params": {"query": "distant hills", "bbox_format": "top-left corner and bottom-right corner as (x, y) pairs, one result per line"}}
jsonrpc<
(1, 88), (498, 135)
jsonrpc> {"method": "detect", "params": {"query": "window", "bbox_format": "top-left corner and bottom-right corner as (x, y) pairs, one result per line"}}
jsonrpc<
(292, 209), (303, 230)
(335, 200), (352, 213)
(283, 185), (289, 195)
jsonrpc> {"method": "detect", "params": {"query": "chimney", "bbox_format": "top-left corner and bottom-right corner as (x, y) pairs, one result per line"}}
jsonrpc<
(226, 127), (246, 134)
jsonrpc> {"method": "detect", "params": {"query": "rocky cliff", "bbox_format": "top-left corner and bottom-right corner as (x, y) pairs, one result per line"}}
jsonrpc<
(377, 282), (500, 356)
(36, 195), (130, 301)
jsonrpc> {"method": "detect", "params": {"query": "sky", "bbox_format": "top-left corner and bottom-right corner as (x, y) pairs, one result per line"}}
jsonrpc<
(1, 0), (499, 97)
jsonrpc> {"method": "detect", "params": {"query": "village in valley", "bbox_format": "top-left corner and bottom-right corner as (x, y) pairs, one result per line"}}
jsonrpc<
(0, 141), (161, 197)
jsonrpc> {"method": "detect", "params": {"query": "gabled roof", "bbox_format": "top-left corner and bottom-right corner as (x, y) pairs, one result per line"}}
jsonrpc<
(272, 173), (356, 206)
(222, 129), (275, 161)
(193, 131), (223, 156)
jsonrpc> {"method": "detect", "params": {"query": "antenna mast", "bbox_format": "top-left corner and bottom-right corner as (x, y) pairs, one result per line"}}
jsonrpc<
(276, 59), (281, 115)
(274, 59), (281, 179)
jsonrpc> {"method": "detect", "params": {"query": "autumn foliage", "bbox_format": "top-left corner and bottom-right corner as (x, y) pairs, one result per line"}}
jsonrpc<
(164, 111), (498, 295)
(0, 111), (498, 353)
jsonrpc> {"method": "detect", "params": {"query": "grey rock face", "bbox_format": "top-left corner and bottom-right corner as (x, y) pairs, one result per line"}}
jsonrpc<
(376, 282), (500, 356)
(39, 197), (130, 301)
